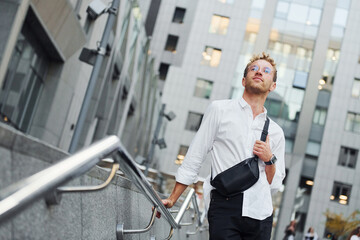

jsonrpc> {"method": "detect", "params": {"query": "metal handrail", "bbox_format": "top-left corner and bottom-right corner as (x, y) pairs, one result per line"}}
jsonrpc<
(0, 136), (120, 224)
(0, 135), (206, 239)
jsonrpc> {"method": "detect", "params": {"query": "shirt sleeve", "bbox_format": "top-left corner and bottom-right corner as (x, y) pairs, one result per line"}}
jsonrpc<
(270, 129), (286, 194)
(176, 101), (220, 185)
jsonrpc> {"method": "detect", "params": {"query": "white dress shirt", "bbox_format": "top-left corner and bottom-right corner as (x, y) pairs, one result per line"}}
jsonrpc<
(176, 98), (286, 220)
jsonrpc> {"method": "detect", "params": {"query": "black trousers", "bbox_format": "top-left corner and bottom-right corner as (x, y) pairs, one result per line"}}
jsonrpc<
(207, 190), (273, 240)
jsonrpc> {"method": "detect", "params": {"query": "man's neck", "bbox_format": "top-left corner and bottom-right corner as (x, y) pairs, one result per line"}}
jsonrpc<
(242, 91), (267, 118)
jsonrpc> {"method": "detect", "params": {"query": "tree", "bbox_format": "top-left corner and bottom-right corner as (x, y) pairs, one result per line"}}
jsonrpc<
(324, 210), (360, 239)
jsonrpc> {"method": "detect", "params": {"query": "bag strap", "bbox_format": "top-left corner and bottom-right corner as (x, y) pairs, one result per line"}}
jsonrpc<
(261, 117), (270, 142)
(211, 116), (270, 181)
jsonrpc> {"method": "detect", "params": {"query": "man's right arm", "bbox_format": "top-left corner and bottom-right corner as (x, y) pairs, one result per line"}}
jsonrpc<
(162, 182), (188, 208)
(162, 102), (220, 211)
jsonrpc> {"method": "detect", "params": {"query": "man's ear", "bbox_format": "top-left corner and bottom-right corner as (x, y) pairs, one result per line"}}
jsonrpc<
(242, 77), (246, 87)
(269, 82), (276, 92)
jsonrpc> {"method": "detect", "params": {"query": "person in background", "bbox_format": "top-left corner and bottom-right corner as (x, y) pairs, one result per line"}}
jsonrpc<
(347, 227), (360, 240)
(304, 227), (318, 240)
(283, 220), (296, 240)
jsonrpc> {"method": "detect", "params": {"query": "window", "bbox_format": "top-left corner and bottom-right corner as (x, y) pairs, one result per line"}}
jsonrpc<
(264, 98), (282, 118)
(306, 141), (321, 157)
(209, 15), (230, 35)
(159, 63), (170, 80)
(313, 107), (327, 125)
(338, 146), (358, 168)
(294, 212), (306, 233)
(351, 78), (360, 98)
(172, 7), (186, 23)
(330, 182), (352, 205)
(201, 46), (222, 67)
(293, 71), (308, 89)
(345, 112), (360, 133)
(185, 112), (203, 132)
(175, 145), (188, 165)
(194, 78), (213, 99)
(299, 176), (314, 195)
(218, 0), (234, 4)
(0, 12), (48, 133)
(285, 138), (294, 153)
(164, 35), (179, 53)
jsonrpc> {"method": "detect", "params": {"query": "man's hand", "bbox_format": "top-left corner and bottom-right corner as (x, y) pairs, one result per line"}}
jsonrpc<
(253, 135), (276, 184)
(253, 135), (272, 163)
(155, 198), (175, 218)
(162, 198), (175, 208)
(155, 182), (188, 218)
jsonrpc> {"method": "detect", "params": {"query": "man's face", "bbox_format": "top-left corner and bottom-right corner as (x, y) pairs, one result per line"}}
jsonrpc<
(242, 59), (276, 95)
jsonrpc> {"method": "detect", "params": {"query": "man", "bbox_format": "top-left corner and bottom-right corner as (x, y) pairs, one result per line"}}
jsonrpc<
(162, 52), (286, 239)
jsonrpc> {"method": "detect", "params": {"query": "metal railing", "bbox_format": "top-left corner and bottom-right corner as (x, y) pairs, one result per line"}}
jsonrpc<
(0, 135), (207, 239)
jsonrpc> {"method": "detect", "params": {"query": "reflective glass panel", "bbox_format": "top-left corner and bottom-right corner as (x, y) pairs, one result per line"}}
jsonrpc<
(333, 8), (348, 27)
(352, 78), (360, 98)
(194, 78), (213, 99)
(293, 71), (308, 89)
(288, 3), (308, 24)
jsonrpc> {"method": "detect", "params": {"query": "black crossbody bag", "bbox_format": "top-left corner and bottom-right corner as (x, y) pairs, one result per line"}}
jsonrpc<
(210, 117), (270, 197)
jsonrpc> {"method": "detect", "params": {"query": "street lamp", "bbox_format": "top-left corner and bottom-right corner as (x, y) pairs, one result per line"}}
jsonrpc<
(68, 0), (119, 153)
(144, 103), (175, 176)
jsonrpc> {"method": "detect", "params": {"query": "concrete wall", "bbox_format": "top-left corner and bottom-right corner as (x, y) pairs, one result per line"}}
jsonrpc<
(0, 123), (208, 240)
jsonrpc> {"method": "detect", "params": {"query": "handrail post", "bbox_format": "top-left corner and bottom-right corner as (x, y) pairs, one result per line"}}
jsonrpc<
(174, 188), (195, 225)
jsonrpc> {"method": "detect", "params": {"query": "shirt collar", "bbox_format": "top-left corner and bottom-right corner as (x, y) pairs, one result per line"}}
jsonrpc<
(239, 97), (268, 120)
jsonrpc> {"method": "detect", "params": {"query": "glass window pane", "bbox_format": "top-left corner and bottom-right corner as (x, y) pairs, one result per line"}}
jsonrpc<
(0, 23), (47, 133)
(348, 149), (358, 168)
(285, 138), (293, 153)
(288, 3), (309, 24)
(209, 15), (230, 35)
(306, 141), (321, 156)
(307, 8), (321, 26)
(337, 0), (351, 9)
(185, 112), (203, 131)
(333, 8), (348, 27)
(276, 1), (289, 19)
(158, 63), (170, 80)
(172, 7), (186, 23)
(352, 78), (360, 98)
(201, 46), (222, 67)
(293, 71), (308, 89)
(252, 0), (265, 9)
(175, 145), (189, 165)
(331, 182), (351, 205)
(194, 78), (213, 99)
(164, 35), (179, 52)
(345, 112), (354, 131)
(354, 114), (360, 133)
(338, 147), (347, 166)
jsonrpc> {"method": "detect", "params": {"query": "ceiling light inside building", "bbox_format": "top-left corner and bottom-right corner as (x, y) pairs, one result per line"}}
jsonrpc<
(319, 79), (326, 85)
(305, 180), (314, 186)
(339, 199), (347, 205)
(339, 195), (348, 200)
